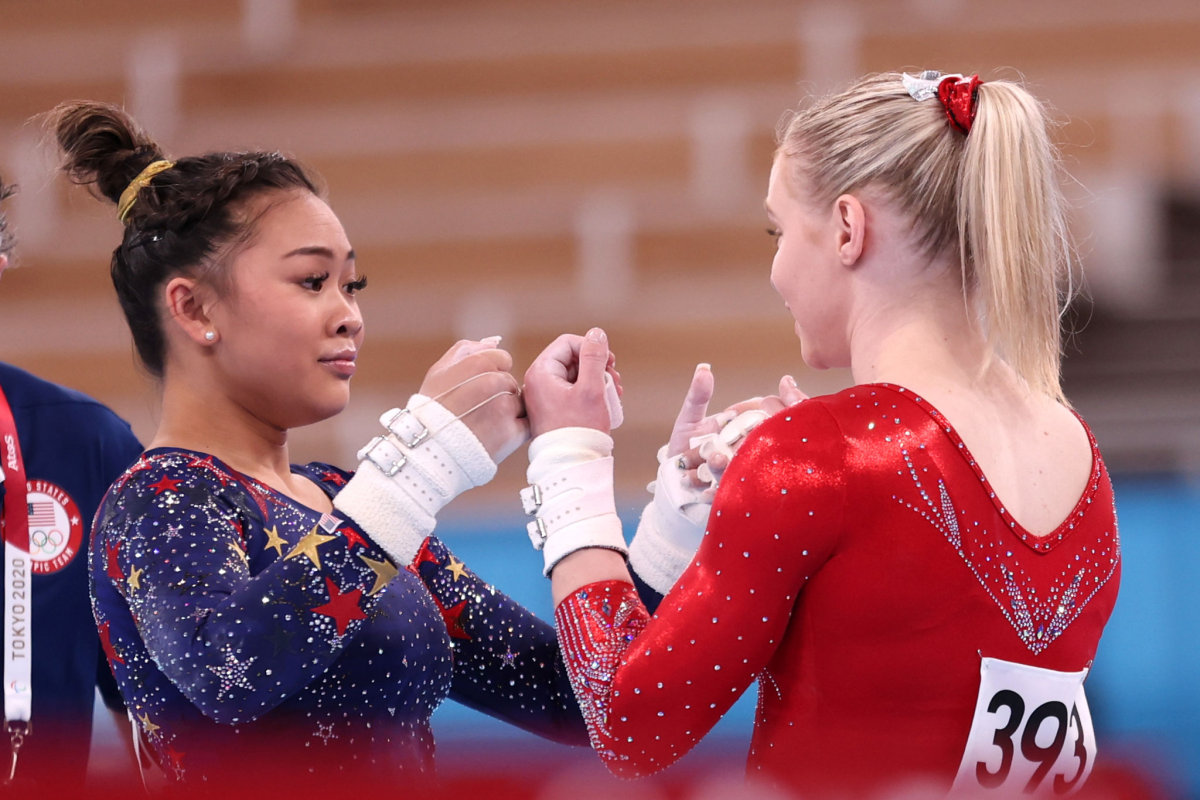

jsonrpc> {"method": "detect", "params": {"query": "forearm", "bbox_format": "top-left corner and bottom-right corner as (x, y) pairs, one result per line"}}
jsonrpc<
(411, 536), (588, 743)
(551, 549), (631, 607)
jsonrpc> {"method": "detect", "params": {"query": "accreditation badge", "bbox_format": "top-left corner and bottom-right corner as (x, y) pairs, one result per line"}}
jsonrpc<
(25, 479), (83, 574)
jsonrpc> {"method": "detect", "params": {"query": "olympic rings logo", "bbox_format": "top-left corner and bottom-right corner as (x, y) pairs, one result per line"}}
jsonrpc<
(30, 528), (65, 555)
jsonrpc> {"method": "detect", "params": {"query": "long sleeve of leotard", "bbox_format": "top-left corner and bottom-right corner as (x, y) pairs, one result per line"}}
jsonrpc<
(101, 456), (399, 725)
(408, 535), (589, 745)
(554, 401), (848, 776)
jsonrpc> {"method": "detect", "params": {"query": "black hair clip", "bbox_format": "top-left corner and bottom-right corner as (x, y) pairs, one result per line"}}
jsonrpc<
(126, 230), (165, 251)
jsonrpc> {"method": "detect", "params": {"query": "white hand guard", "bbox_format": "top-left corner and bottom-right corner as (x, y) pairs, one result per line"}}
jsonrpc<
(334, 394), (497, 565)
(522, 427), (627, 576)
(627, 409), (771, 595)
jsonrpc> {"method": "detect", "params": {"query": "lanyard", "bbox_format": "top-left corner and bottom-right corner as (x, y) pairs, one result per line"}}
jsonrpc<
(0, 385), (31, 782)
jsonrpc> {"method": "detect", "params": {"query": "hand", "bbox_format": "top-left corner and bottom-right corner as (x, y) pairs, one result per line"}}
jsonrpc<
(676, 374), (807, 492)
(418, 338), (529, 463)
(524, 329), (620, 439)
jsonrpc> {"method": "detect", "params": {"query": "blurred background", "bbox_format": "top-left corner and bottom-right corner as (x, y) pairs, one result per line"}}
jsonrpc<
(1, 0), (1197, 796)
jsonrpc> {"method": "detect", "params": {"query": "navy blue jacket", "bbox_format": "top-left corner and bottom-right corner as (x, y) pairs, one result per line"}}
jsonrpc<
(0, 362), (142, 788)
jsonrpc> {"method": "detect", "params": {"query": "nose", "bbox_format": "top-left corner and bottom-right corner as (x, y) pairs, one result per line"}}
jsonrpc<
(331, 292), (364, 339)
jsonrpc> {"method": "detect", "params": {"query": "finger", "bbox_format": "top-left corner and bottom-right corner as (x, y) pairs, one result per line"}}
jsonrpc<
(445, 350), (512, 387)
(684, 468), (709, 489)
(676, 446), (704, 471)
(675, 364), (714, 427)
(724, 396), (764, 416)
(707, 451), (729, 471)
(606, 365), (623, 398)
(779, 375), (807, 406)
(443, 337), (503, 367)
(475, 346), (514, 373)
(577, 328), (610, 391)
(539, 333), (585, 368)
(758, 396), (787, 416)
(698, 487), (717, 504)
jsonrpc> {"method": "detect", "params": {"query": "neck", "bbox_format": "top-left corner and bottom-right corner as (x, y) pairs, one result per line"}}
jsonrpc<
(848, 279), (997, 398)
(150, 365), (292, 482)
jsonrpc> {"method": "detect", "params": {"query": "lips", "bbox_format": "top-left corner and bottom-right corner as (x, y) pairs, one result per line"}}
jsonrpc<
(320, 349), (357, 377)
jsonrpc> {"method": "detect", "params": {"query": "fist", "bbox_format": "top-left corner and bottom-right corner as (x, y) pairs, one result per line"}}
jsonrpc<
(418, 339), (529, 463)
(523, 329), (621, 439)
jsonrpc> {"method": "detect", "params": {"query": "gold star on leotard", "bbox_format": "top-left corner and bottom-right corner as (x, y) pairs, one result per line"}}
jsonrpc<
(127, 564), (144, 591)
(263, 525), (288, 557)
(284, 526), (337, 568)
(445, 555), (468, 582)
(138, 712), (160, 735)
(358, 554), (399, 596)
(227, 540), (248, 564)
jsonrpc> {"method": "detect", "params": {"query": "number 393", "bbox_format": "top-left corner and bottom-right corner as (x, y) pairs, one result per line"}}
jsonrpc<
(952, 658), (1095, 796)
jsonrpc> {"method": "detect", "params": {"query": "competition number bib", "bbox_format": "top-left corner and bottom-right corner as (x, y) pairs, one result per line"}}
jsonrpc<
(952, 657), (1095, 796)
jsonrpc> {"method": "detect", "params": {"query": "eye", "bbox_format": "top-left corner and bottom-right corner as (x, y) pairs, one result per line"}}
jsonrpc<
(766, 228), (782, 246)
(344, 275), (368, 295)
(302, 272), (331, 291)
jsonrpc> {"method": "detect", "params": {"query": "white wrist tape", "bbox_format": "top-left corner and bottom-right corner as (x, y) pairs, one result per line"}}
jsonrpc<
(627, 445), (711, 596)
(523, 427), (627, 576)
(689, 409), (770, 486)
(334, 394), (497, 565)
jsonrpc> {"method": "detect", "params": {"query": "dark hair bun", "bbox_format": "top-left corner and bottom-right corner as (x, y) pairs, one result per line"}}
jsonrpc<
(47, 101), (319, 377)
(48, 101), (165, 204)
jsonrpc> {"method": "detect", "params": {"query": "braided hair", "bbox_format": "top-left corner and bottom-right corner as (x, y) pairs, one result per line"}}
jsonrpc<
(49, 101), (319, 376)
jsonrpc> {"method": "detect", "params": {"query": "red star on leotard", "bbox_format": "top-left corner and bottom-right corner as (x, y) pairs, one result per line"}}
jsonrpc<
(167, 745), (185, 772)
(320, 469), (347, 487)
(110, 455), (158, 495)
(429, 591), (471, 641)
(105, 539), (124, 582)
(311, 576), (368, 636)
(148, 475), (182, 495)
(408, 538), (440, 576)
(99, 620), (124, 666)
(339, 526), (369, 551)
(184, 454), (234, 486)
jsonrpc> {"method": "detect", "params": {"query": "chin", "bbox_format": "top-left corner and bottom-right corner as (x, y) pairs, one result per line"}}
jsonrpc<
(798, 338), (835, 372)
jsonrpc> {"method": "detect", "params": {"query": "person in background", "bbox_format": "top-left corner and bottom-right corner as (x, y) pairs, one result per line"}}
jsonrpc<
(0, 176), (142, 793)
(519, 71), (1120, 797)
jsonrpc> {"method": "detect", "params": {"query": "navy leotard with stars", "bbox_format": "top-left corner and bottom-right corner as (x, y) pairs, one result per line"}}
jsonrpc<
(90, 448), (589, 784)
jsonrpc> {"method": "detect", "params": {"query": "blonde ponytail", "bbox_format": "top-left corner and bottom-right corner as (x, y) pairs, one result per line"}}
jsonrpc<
(959, 82), (1071, 401)
(777, 73), (1073, 402)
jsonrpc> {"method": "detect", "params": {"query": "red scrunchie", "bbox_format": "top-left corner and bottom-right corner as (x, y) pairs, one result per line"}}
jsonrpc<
(937, 74), (984, 135)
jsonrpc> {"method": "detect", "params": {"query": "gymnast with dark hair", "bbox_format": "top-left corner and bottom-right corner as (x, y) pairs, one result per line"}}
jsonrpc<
(47, 100), (687, 790)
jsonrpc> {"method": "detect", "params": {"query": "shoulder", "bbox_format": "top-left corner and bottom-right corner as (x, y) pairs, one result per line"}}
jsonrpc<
(108, 450), (240, 505)
(98, 450), (250, 541)
(733, 389), (855, 470)
(294, 461), (352, 495)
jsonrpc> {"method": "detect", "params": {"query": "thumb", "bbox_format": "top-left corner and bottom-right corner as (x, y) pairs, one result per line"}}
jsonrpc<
(779, 375), (807, 406)
(578, 328), (611, 390)
(446, 336), (504, 366)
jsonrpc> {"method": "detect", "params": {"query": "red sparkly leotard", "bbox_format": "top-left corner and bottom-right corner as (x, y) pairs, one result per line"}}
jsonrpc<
(555, 384), (1120, 795)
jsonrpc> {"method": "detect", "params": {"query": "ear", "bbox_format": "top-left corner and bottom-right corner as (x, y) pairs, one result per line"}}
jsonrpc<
(163, 276), (217, 346)
(0, 254), (8, 279)
(833, 194), (866, 268)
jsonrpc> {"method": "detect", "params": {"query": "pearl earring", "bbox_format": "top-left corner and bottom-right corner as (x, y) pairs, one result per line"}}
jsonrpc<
(205, 331), (216, 341)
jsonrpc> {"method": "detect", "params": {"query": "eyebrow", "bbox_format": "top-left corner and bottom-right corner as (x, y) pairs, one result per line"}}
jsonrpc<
(763, 201), (779, 219)
(283, 245), (355, 261)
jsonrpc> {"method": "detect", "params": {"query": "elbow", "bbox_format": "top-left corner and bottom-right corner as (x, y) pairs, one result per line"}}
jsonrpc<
(590, 736), (674, 780)
(599, 751), (669, 781)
